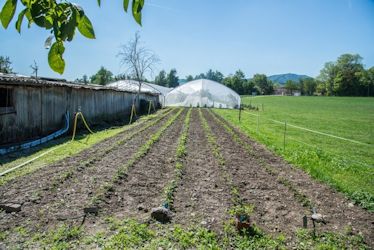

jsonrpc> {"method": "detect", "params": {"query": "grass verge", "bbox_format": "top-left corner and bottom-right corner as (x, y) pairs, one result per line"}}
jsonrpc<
(17, 217), (366, 249)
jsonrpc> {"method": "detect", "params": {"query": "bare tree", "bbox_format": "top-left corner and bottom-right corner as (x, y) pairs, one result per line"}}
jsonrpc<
(117, 32), (159, 104)
(30, 60), (39, 79)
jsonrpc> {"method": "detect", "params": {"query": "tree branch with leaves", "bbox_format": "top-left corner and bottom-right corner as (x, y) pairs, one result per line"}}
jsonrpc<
(0, 0), (145, 74)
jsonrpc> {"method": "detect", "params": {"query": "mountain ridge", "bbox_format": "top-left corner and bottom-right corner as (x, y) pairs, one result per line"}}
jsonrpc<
(268, 73), (312, 84)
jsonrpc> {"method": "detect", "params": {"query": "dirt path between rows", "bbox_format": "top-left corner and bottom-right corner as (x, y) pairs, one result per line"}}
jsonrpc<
(172, 109), (232, 233)
(203, 109), (307, 245)
(92, 109), (187, 225)
(209, 110), (374, 247)
(0, 109), (176, 234)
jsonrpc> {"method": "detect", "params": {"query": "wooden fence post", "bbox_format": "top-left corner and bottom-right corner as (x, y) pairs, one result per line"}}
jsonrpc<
(238, 100), (242, 122)
(283, 121), (287, 151)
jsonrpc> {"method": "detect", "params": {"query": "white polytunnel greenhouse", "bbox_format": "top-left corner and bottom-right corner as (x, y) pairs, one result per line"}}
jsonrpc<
(165, 79), (241, 109)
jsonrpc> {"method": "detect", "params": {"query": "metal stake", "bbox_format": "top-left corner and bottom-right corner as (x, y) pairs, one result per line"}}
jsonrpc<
(283, 121), (287, 151)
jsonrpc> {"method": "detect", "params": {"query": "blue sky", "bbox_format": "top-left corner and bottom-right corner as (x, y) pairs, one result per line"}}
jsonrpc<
(0, 0), (373, 81)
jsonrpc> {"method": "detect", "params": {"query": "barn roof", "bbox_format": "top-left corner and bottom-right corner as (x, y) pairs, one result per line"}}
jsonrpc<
(0, 73), (159, 96)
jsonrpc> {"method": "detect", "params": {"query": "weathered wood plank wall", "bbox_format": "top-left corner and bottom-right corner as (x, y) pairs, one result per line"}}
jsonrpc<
(0, 84), (158, 146)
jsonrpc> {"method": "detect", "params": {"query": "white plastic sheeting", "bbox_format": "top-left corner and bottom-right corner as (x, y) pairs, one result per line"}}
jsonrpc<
(165, 79), (240, 109)
(107, 80), (172, 106)
(107, 80), (172, 95)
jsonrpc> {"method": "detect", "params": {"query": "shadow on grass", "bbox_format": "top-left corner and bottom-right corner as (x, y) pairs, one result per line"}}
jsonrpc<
(0, 115), (139, 167)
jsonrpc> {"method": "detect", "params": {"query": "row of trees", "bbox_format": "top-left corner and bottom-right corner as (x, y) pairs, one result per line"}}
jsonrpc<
(76, 67), (112, 85)
(153, 53), (373, 97)
(3, 52), (374, 97)
(155, 68), (275, 95)
(284, 78), (317, 96)
(154, 69), (179, 88)
(282, 54), (374, 96)
(317, 54), (373, 96)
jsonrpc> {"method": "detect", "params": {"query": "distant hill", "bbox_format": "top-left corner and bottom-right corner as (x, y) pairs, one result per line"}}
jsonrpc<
(268, 73), (312, 85)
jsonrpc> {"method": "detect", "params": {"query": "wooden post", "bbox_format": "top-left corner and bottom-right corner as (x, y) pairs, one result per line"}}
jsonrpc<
(303, 215), (308, 228)
(283, 121), (287, 151)
(257, 113), (260, 134)
(148, 100), (152, 115)
(129, 104), (136, 124)
(262, 103), (264, 112)
(238, 100), (242, 122)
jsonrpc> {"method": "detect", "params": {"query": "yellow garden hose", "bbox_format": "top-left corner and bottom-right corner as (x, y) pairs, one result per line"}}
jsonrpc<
(71, 112), (94, 141)
(129, 104), (137, 124)
(148, 100), (156, 115)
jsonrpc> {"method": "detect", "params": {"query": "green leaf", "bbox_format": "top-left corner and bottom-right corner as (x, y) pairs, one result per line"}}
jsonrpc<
(20, 0), (30, 7)
(97, 0), (101, 7)
(30, 2), (47, 28)
(0, 0), (17, 29)
(15, 8), (27, 33)
(123, 0), (129, 12)
(48, 41), (65, 74)
(77, 14), (95, 39)
(132, 0), (144, 26)
(61, 7), (77, 41)
(24, 8), (32, 26)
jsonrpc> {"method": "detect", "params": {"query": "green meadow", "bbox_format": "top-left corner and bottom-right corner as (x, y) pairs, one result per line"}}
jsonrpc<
(214, 96), (374, 210)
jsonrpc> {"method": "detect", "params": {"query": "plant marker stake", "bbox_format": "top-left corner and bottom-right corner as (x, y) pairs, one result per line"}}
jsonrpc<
(283, 121), (287, 151)
(303, 215), (308, 228)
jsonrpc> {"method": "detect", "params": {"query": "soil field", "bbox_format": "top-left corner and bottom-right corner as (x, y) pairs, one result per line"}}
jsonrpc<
(0, 108), (372, 249)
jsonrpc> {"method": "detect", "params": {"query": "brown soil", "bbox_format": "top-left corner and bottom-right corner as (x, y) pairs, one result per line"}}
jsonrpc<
(172, 109), (232, 233)
(97, 109), (187, 221)
(203, 109), (306, 244)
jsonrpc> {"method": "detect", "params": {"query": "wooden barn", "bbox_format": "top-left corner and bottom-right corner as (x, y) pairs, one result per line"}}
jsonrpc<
(0, 73), (159, 148)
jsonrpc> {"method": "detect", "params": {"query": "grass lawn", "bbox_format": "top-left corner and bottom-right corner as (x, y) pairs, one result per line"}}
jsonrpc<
(214, 96), (374, 211)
